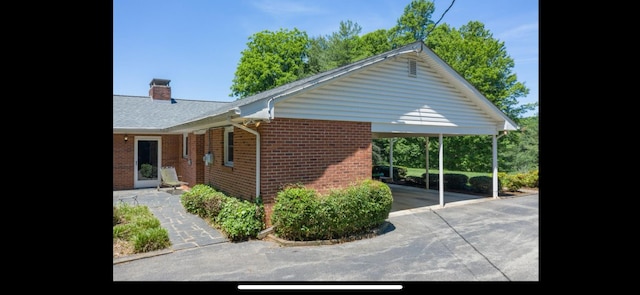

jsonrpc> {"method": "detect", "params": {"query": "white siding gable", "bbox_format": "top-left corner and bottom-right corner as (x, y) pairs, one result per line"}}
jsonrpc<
(274, 54), (504, 136)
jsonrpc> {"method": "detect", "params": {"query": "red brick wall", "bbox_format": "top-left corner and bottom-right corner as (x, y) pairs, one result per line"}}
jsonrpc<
(259, 118), (372, 205)
(149, 85), (171, 100)
(203, 127), (258, 200)
(200, 119), (372, 226)
(113, 134), (135, 190)
(113, 133), (194, 190)
(116, 119), (372, 225)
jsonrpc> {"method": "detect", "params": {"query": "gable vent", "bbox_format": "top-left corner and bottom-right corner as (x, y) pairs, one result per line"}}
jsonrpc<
(408, 60), (417, 77)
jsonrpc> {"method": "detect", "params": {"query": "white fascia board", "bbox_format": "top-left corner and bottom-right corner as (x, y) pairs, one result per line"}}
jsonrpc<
(372, 122), (499, 136)
(235, 101), (273, 120)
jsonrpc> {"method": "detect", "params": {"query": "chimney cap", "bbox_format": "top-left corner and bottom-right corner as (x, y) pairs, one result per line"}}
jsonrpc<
(150, 78), (171, 87)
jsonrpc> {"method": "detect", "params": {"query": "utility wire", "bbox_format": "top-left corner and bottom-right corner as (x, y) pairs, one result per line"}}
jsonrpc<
(426, 0), (456, 38)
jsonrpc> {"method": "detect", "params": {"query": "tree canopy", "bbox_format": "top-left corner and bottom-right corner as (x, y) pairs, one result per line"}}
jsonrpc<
(230, 28), (309, 99)
(230, 0), (538, 172)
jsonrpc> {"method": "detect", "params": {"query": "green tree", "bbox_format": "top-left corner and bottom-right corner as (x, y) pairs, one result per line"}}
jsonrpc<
(230, 28), (309, 99)
(325, 20), (363, 68)
(502, 114), (538, 172)
(391, 0), (436, 47)
(306, 36), (331, 75)
(359, 29), (393, 57)
(426, 21), (533, 119)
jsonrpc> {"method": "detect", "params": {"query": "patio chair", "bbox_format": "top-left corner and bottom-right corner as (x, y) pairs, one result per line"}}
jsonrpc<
(157, 166), (188, 191)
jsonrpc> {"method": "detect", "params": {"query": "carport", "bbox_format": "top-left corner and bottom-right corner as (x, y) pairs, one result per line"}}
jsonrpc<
(387, 183), (491, 213)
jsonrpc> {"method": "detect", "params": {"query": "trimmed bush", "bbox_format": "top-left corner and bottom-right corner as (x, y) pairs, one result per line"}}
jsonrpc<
(469, 176), (500, 194)
(372, 165), (407, 181)
(443, 173), (468, 190)
(271, 179), (393, 241)
(218, 198), (265, 242)
(180, 184), (265, 241)
(181, 184), (218, 217)
(270, 185), (321, 241)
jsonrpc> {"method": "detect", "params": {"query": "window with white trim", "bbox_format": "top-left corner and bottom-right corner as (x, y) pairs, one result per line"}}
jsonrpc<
(224, 126), (234, 166)
(182, 133), (189, 158)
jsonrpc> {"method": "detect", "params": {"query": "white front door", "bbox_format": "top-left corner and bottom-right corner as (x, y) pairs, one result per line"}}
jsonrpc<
(134, 136), (162, 188)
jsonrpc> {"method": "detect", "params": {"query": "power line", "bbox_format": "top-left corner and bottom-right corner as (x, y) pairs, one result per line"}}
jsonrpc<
(426, 0), (456, 38)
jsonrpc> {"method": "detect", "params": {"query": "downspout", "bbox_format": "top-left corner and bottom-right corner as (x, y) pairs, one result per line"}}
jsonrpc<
(229, 120), (261, 200)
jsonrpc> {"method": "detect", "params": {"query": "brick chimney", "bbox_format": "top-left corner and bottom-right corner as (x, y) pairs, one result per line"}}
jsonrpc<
(149, 78), (171, 100)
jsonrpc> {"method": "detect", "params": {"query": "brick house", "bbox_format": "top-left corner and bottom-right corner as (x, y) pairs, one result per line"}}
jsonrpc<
(113, 41), (519, 222)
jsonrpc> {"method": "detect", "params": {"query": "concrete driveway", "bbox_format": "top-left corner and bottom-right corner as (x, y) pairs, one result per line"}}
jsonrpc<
(113, 186), (539, 283)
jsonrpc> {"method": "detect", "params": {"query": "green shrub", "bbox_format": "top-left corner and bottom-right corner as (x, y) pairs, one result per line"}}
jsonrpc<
(469, 176), (500, 194)
(270, 185), (320, 241)
(523, 169), (539, 188)
(443, 173), (469, 190)
(113, 206), (122, 226)
(421, 173), (440, 189)
(179, 184), (265, 241)
(498, 172), (523, 192)
(139, 163), (157, 178)
(498, 169), (538, 191)
(113, 203), (171, 254)
(270, 179), (393, 241)
(132, 227), (171, 253)
(181, 184), (217, 217)
(372, 165), (407, 180)
(217, 198), (265, 242)
(202, 191), (230, 220)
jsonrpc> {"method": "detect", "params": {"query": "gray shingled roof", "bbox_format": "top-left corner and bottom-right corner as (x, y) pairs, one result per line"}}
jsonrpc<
(114, 41), (517, 133)
(114, 42), (424, 132)
(113, 95), (230, 130)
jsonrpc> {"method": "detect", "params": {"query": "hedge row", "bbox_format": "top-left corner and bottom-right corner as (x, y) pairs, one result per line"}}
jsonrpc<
(270, 179), (393, 241)
(180, 184), (265, 242)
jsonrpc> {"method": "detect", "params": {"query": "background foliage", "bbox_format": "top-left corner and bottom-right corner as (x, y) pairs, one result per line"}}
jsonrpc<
(231, 0), (538, 173)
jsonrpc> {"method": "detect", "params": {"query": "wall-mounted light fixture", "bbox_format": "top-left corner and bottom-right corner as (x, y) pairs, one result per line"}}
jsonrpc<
(124, 134), (129, 143)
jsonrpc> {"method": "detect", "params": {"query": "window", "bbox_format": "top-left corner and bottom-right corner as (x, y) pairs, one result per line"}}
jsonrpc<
(224, 126), (234, 166)
(182, 133), (189, 158)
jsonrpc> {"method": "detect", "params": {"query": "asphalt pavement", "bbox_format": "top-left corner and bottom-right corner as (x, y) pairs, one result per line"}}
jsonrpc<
(112, 187), (539, 284)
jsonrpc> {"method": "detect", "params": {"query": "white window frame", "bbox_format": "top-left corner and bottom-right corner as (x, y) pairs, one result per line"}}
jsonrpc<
(182, 133), (189, 158)
(224, 126), (234, 166)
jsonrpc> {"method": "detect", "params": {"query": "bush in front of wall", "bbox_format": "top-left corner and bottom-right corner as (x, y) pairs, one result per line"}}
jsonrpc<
(270, 184), (321, 241)
(181, 184), (218, 217)
(217, 197), (265, 242)
(270, 179), (393, 241)
(180, 184), (265, 241)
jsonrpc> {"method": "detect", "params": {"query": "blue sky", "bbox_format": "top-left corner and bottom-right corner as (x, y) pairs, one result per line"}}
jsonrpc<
(113, 0), (538, 117)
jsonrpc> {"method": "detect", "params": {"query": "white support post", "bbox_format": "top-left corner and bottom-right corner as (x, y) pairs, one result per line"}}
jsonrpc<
(492, 134), (499, 198)
(439, 134), (444, 207)
(389, 138), (396, 182)
(425, 137), (429, 190)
